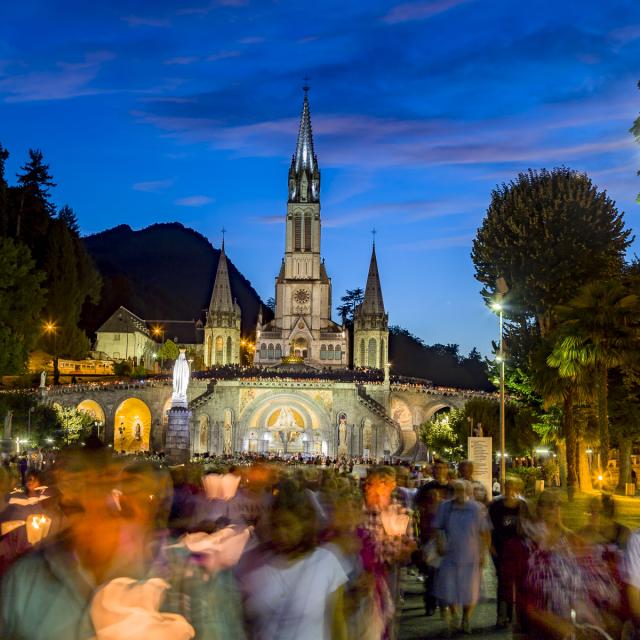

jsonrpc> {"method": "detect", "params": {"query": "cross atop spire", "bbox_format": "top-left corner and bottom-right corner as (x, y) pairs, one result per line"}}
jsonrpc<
(302, 74), (310, 94)
(371, 228), (377, 246)
(221, 227), (226, 250)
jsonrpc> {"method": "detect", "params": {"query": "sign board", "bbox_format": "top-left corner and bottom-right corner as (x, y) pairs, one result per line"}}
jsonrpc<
(468, 437), (492, 499)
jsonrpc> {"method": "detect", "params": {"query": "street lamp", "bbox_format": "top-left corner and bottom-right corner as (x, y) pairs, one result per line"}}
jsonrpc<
(492, 276), (509, 490)
(153, 326), (165, 371)
(43, 321), (58, 385)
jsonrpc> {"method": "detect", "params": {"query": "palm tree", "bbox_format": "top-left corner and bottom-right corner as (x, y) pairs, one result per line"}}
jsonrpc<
(548, 279), (639, 471)
(532, 340), (590, 496)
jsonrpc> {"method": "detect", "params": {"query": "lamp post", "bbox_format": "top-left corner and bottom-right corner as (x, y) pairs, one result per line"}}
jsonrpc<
(153, 326), (165, 371)
(43, 322), (58, 385)
(492, 276), (509, 490)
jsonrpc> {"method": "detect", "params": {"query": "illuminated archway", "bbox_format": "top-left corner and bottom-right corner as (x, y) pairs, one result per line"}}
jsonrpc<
(114, 398), (151, 453)
(77, 399), (106, 440)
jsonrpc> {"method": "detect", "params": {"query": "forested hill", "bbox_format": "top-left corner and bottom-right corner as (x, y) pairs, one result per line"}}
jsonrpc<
(80, 223), (270, 336)
(388, 327), (493, 390)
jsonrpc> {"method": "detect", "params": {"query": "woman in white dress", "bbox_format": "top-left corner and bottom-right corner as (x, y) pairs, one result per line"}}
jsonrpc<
(238, 479), (348, 640)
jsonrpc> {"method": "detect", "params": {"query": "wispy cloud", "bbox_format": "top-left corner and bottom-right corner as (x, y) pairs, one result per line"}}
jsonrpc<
(207, 50), (242, 62)
(175, 195), (214, 206)
(393, 233), (474, 251)
(382, 0), (472, 24)
(164, 56), (199, 65)
(238, 36), (265, 44)
(132, 179), (174, 192)
(122, 15), (171, 28)
(0, 51), (115, 102)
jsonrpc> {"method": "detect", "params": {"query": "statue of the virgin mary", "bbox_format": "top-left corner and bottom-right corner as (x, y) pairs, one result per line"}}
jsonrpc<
(172, 350), (190, 408)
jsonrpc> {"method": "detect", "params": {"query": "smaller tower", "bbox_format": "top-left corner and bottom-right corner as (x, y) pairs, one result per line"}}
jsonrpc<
(204, 238), (241, 367)
(354, 240), (389, 369)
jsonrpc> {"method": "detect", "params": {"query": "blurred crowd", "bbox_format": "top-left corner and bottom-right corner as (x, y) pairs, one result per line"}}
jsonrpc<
(0, 446), (639, 640)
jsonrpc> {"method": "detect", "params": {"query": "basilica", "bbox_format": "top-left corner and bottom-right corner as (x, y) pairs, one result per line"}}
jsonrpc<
(203, 89), (388, 372)
(53, 91), (467, 460)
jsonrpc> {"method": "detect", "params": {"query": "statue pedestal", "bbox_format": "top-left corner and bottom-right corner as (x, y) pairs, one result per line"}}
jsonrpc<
(166, 406), (192, 465)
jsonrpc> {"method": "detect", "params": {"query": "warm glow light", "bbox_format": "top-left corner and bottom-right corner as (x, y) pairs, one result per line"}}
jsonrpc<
(43, 321), (57, 333)
(491, 302), (503, 312)
(598, 475), (603, 481)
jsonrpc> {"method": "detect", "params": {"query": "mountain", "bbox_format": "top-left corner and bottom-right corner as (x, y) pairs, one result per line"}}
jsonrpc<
(80, 223), (270, 337)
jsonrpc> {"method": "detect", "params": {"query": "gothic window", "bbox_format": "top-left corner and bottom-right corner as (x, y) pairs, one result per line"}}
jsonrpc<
(304, 213), (312, 251)
(294, 214), (302, 250)
(368, 338), (377, 368)
(226, 336), (232, 363)
(320, 345), (326, 360)
(327, 345), (334, 360)
(260, 343), (267, 360)
(359, 339), (365, 366)
(335, 344), (342, 362)
(275, 344), (282, 360)
(380, 339), (385, 367)
(268, 344), (274, 360)
(206, 335), (212, 366)
(215, 336), (224, 365)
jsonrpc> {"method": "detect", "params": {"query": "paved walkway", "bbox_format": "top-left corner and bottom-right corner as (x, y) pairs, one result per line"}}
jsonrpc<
(399, 560), (512, 639)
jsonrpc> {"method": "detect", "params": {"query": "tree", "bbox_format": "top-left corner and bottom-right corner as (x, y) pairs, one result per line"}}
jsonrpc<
(0, 143), (9, 235)
(0, 238), (46, 374)
(57, 204), (80, 236)
(265, 297), (276, 313)
(337, 288), (364, 324)
(548, 279), (640, 469)
(157, 339), (180, 363)
(472, 168), (632, 363)
(53, 404), (94, 444)
(41, 218), (101, 359)
(631, 80), (640, 203)
(15, 149), (56, 238)
(419, 409), (463, 459)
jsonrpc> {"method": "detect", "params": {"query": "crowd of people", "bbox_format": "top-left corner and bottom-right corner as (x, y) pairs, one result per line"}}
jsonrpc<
(0, 446), (639, 639)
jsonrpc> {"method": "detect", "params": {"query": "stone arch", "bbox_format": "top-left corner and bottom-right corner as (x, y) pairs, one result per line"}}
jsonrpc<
(114, 398), (151, 453)
(423, 402), (455, 422)
(77, 399), (106, 440)
(368, 338), (377, 367)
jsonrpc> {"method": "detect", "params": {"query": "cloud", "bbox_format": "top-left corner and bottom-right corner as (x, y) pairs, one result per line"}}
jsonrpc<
(122, 15), (171, 28)
(132, 179), (174, 192)
(393, 233), (474, 251)
(164, 56), (199, 65)
(382, 0), (472, 24)
(174, 195), (214, 206)
(207, 50), (242, 61)
(0, 51), (115, 102)
(238, 37), (265, 44)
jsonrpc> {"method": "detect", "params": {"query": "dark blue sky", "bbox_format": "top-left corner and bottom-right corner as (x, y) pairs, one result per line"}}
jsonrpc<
(1, 0), (639, 356)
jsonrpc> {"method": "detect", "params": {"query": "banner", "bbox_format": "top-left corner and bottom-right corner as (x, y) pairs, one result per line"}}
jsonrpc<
(468, 436), (492, 498)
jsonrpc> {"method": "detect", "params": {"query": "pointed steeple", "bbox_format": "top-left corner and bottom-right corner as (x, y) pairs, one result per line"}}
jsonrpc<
(209, 242), (234, 315)
(361, 242), (385, 316)
(289, 85), (320, 203)
(294, 88), (316, 174)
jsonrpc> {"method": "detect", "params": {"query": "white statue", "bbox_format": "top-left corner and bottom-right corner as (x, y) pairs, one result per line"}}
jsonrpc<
(223, 421), (232, 454)
(338, 417), (348, 455)
(172, 350), (190, 408)
(40, 371), (47, 388)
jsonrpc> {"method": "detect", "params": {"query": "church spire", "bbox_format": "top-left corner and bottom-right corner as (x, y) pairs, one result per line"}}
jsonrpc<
(209, 241), (234, 315)
(288, 85), (320, 203)
(361, 241), (385, 316)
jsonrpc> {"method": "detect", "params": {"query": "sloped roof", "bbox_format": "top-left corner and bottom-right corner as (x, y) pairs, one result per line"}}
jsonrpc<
(97, 306), (149, 335)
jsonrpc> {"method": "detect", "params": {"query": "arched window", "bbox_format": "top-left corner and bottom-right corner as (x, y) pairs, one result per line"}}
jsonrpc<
(380, 339), (385, 367)
(215, 336), (224, 365)
(368, 338), (377, 368)
(327, 345), (334, 361)
(359, 339), (365, 366)
(294, 214), (302, 250)
(268, 344), (274, 360)
(206, 335), (212, 367)
(304, 213), (312, 251)
(320, 345), (327, 360)
(335, 344), (342, 362)
(260, 343), (267, 360)
(275, 344), (282, 360)
(226, 336), (232, 363)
